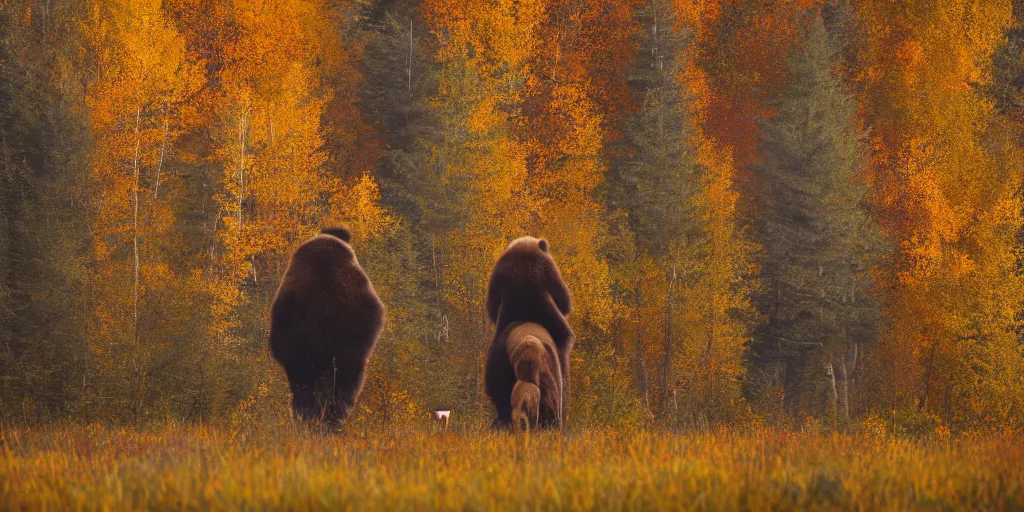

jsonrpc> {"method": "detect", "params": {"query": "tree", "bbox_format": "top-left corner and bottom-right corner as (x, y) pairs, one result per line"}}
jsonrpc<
(0, 0), (93, 422)
(610, 0), (701, 420)
(750, 13), (884, 427)
(680, 0), (814, 197)
(608, 0), (757, 425)
(82, 0), (208, 421)
(855, 0), (1024, 430)
(209, 0), (337, 348)
(419, 0), (541, 419)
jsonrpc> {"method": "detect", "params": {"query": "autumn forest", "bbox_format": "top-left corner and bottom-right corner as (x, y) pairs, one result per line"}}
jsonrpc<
(2, 0), (1024, 440)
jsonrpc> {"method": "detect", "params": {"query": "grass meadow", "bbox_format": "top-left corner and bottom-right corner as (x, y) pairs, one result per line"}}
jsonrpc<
(1, 422), (1021, 511)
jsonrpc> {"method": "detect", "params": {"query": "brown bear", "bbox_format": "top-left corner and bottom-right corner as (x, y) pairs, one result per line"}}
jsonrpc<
(507, 322), (563, 430)
(484, 236), (572, 428)
(511, 381), (540, 430)
(269, 227), (385, 426)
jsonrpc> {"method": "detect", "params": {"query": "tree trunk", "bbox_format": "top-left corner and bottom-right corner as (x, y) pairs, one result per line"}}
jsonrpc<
(408, 19), (413, 95)
(827, 362), (838, 428)
(704, 300), (716, 408)
(919, 341), (938, 410)
(153, 104), (168, 202)
(660, 263), (676, 419)
(132, 105), (142, 343)
(633, 279), (647, 401)
(131, 105), (144, 421)
(237, 113), (247, 237)
(849, 342), (860, 415)
(837, 355), (850, 426)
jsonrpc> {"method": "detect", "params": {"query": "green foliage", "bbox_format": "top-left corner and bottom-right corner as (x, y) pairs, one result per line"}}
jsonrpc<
(0, 0), (92, 422)
(749, 13), (885, 425)
(610, 0), (699, 258)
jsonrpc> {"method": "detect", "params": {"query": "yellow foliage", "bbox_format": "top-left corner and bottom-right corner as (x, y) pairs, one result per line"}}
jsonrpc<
(857, 0), (1024, 427)
(1, 424), (1022, 510)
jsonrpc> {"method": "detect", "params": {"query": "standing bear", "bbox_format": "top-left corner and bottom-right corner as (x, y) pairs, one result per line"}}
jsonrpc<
(269, 227), (385, 426)
(484, 236), (573, 429)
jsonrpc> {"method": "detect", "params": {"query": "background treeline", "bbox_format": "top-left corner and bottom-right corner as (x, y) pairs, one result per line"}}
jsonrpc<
(1, 0), (1022, 433)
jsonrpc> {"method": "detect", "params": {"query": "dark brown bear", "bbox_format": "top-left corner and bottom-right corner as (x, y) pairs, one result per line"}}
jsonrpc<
(269, 227), (385, 426)
(484, 236), (572, 428)
(507, 322), (563, 430)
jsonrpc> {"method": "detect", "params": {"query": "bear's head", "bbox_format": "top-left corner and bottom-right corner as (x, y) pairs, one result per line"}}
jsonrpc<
(293, 226), (357, 265)
(321, 226), (351, 243)
(321, 226), (356, 262)
(486, 235), (569, 324)
(506, 236), (548, 254)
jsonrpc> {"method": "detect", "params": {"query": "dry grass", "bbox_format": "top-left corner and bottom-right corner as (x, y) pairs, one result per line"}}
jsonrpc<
(1, 422), (1021, 511)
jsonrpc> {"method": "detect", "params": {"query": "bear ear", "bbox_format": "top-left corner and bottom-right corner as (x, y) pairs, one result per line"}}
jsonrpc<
(322, 226), (351, 243)
(538, 238), (549, 252)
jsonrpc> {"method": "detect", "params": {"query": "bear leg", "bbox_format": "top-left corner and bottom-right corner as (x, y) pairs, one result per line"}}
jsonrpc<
(280, 355), (324, 424)
(289, 378), (321, 423)
(318, 356), (363, 426)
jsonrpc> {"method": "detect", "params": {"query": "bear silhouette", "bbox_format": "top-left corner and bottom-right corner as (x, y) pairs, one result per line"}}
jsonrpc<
(269, 227), (384, 426)
(484, 237), (572, 428)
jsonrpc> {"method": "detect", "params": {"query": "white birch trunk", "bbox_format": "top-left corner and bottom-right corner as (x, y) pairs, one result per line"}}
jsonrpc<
(154, 104), (168, 201)
(131, 106), (142, 341)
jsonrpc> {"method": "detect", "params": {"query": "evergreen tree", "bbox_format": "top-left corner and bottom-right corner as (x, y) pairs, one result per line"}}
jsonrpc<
(613, 0), (700, 257)
(361, 6), (455, 236)
(0, 0), (91, 422)
(749, 13), (884, 426)
(989, 17), (1024, 123)
(989, 8), (1024, 275)
(359, 1), (456, 416)
(609, 0), (702, 420)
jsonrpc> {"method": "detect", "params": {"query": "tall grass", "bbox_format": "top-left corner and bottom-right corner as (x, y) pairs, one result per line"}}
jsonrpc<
(1, 422), (1021, 510)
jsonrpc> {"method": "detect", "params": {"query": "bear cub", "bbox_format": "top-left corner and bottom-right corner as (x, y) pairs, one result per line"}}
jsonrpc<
(507, 322), (563, 430)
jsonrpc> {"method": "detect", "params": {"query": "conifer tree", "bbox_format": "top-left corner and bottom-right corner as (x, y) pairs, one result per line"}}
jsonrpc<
(610, 0), (701, 419)
(361, 6), (450, 235)
(359, 1), (453, 415)
(0, 0), (92, 422)
(608, 0), (756, 426)
(750, 13), (883, 425)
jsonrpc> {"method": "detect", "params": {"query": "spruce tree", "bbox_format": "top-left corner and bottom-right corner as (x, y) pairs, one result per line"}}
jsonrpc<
(360, 5), (456, 236)
(0, 0), (91, 421)
(610, 0), (702, 419)
(750, 13), (884, 425)
(359, 1), (464, 416)
(613, 0), (700, 257)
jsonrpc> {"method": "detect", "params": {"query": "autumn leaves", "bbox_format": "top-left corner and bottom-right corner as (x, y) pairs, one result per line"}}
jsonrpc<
(3, 0), (1022, 430)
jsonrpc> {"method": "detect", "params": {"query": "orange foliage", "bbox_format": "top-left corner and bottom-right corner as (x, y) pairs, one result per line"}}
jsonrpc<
(680, 0), (816, 188)
(82, 0), (206, 419)
(856, 0), (1024, 427)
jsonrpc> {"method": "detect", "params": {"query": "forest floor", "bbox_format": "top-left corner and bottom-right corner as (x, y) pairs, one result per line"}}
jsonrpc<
(0, 422), (1021, 510)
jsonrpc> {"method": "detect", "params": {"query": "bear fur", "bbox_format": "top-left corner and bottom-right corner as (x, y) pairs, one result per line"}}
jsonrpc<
(484, 236), (573, 428)
(507, 323), (563, 430)
(511, 381), (540, 430)
(269, 227), (385, 426)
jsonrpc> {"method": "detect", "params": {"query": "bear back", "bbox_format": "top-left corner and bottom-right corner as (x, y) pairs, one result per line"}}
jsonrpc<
(269, 232), (384, 364)
(485, 236), (573, 351)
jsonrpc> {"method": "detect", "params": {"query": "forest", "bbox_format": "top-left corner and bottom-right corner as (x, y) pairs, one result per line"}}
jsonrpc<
(1, 0), (1023, 438)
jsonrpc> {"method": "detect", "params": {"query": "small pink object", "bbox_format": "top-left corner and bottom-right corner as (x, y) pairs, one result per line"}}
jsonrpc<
(432, 409), (451, 429)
